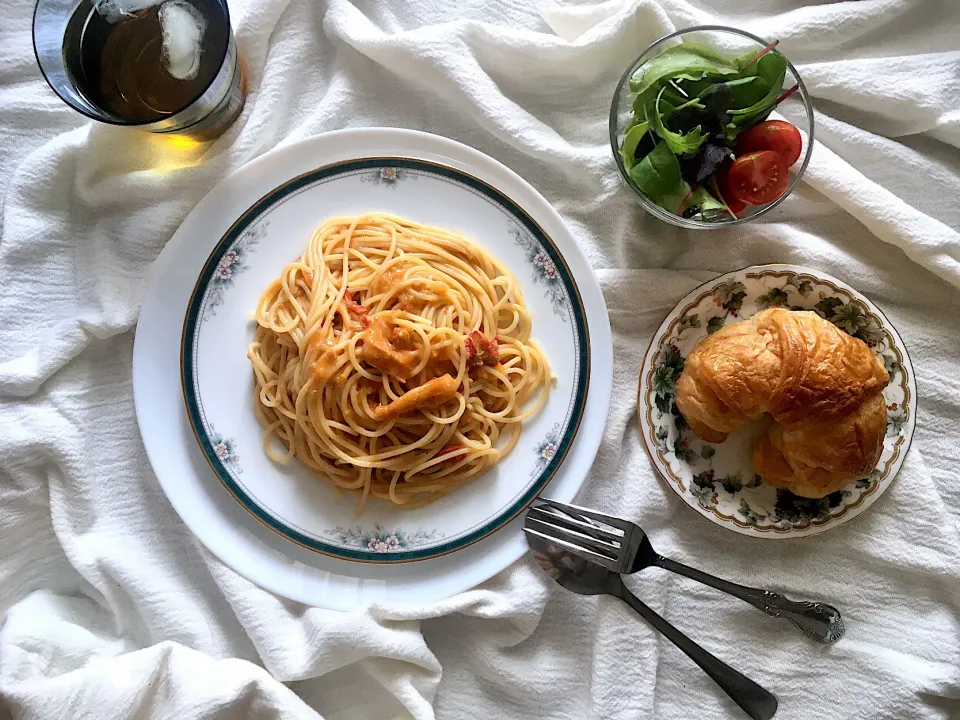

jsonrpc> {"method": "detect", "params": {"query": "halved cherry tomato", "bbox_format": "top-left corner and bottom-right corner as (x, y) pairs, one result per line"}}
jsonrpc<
(727, 151), (788, 206)
(736, 120), (803, 167)
(715, 163), (747, 215)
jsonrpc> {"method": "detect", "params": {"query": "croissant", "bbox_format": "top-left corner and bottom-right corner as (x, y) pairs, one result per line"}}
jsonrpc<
(674, 308), (888, 498)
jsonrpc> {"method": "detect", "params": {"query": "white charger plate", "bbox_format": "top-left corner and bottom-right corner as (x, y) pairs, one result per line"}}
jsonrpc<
(133, 128), (612, 608)
(637, 265), (916, 538)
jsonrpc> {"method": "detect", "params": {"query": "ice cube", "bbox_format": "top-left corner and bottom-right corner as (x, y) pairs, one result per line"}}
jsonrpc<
(94, 0), (160, 22)
(159, 0), (207, 81)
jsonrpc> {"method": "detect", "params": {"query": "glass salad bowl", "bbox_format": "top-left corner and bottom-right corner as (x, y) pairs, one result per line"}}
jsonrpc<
(609, 25), (815, 229)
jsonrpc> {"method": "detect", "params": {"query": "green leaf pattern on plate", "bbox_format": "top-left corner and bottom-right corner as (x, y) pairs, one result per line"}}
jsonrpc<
(652, 343), (684, 414)
(324, 524), (442, 552)
(202, 221), (267, 321)
(207, 424), (241, 473)
(534, 422), (563, 475)
(360, 167), (418, 186)
(510, 228), (569, 321)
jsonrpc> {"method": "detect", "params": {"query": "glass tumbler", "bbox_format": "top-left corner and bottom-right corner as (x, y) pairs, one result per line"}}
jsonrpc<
(33, 0), (245, 139)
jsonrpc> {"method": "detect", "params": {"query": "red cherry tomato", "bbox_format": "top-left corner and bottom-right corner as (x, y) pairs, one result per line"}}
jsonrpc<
(736, 120), (803, 167)
(727, 151), (788, 206)
(715, 164), (747, 215)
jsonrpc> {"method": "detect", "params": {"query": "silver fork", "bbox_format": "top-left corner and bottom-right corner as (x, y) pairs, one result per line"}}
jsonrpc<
(525, 498), (845, 644)
(524, 502), (778, 720)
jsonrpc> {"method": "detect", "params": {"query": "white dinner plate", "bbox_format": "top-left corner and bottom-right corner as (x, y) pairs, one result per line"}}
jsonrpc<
(637, 265), (915, 538)
(133, 128), (612, 608)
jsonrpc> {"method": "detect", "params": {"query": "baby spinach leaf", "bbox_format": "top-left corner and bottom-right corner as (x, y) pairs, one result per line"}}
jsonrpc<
(647, 88), (706, 156)
(713, 76), (769, 110)
(620, 121), (650, 171)
(698, 81), (732, 112)
(629, 43), (739, 95)
(696, 76), (771, 116)
(733, 41), (780, 75)
(733, 47), (758, 72)
(755, 53), (787, 92)
(657, 180), (692, 215)
(729, 69), (786, 125)
(629, 141), (683, 198)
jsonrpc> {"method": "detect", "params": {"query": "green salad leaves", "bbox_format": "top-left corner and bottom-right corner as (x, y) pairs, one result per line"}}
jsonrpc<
(629, 141), (682, 197)
(628, 44), (739, 96)
(647, 88), (706, 155)
(620, 40), (793, 219)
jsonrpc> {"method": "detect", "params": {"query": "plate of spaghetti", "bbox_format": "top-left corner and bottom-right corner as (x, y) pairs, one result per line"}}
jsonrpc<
(135, 129), (611, 607)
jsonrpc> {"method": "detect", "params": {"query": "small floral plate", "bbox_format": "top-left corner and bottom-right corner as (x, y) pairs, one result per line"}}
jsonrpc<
(637, 265), (916, 539)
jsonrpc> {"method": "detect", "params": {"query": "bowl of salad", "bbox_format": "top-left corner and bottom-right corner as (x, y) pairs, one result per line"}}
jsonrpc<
(610, 25), (814, 227)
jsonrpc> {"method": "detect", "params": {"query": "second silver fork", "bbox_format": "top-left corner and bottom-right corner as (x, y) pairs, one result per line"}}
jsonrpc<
(526, 498), (845, 644)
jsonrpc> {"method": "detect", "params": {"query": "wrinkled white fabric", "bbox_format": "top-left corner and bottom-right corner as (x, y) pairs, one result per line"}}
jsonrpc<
(1, 0), (959, 718)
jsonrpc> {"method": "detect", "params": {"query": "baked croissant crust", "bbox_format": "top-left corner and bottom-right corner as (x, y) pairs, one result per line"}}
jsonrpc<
(674, 308), (888, 498)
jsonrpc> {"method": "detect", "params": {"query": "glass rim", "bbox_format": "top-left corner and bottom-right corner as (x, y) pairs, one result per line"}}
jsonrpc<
(32, 0), (234, 128)
(608, 24), (815, 230)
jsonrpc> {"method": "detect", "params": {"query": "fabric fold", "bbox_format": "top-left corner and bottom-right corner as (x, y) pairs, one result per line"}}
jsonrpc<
(1, 0), (958, 718)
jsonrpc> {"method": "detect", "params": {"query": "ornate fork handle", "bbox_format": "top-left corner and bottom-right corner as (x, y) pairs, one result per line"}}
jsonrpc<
(741, 590), (845, 644)
(656, 557), (845, 644)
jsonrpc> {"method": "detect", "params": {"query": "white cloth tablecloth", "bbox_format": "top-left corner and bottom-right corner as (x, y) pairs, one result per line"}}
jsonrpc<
(1, 0), (959, 717)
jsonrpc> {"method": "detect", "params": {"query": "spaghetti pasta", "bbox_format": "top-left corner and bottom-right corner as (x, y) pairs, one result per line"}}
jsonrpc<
(247, 213), (552, 511)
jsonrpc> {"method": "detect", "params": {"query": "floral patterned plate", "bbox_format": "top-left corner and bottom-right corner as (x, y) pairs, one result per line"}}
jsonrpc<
(637, 265), (916, 539)
(133, 129), (612, 609)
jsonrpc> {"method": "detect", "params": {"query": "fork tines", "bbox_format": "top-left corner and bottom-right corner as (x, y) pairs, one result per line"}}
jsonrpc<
(535, 498), (634, 532)
(524, 499), (633, 572)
